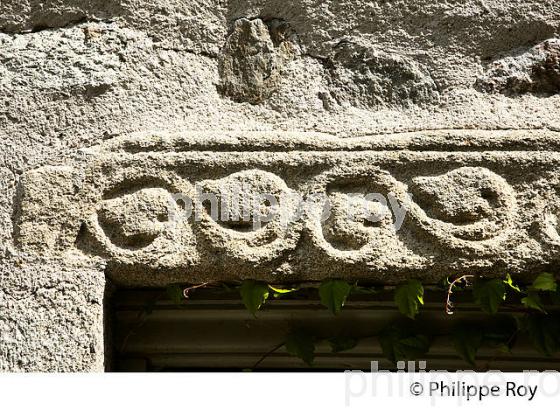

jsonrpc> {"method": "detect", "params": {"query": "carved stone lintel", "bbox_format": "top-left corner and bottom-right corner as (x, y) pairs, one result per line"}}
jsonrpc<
(15, 130), (560, 285)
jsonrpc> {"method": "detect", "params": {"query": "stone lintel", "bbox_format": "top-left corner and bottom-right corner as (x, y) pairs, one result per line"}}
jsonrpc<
(15, 130), (560, 286)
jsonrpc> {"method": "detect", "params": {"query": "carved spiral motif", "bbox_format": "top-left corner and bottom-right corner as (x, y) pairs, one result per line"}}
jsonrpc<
(83, 165), (518, 266)
(406, 166), (517, 253)
(195, 170), (303, 265)
(85, 169), (198, 266)
(307, 165), (408, 262)
(308, 165), (517, 260)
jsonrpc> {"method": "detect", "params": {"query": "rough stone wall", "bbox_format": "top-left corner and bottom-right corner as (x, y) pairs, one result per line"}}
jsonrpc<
(1, 1), (559, 371)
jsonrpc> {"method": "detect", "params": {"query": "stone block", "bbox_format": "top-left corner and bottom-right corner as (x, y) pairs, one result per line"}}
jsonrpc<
(15, 130), (560, 285)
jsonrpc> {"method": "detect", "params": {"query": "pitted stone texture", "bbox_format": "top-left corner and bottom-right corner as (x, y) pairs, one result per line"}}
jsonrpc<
(410, 167), (514, 227)
(0, 257), (105, 372)
(325, 40), (440, 108)
(15, 130), (560, 285)
(196, 170), (303, 266)
(1, 2), (559, 149)
(218, 18), (300, 104)
(0, 0), (225, 55)
(477, 38), (560, 95)
(2, 0), (560, 373)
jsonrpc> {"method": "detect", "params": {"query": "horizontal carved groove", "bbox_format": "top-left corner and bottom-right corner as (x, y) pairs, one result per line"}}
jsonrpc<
(96, 129), (560, 154)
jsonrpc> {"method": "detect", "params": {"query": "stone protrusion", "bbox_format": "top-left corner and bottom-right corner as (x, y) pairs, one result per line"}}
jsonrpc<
(218, 18), (300, 104)
(325, 40), (440, 108)
(476, 38), (560, 95)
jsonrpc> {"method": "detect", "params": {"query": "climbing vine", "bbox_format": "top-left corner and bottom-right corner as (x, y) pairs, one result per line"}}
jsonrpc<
(163, 272), (560, 368)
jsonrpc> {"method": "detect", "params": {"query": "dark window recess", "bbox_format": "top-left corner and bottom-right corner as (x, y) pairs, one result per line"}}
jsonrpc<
(110, 288), (560, 372)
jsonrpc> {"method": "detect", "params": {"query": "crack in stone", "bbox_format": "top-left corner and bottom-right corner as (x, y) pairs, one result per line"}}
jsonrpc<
(0, 17), (110, 36)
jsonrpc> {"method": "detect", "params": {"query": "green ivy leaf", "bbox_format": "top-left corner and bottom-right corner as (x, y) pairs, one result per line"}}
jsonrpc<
(483, 318), (518, 352)
(518, 314), (560, 356)
(165, 284), (183, 305)
(531, 273), (558, 292)
(396, 335), (431, 360)
(319, 280), (352, 315)
(328, 336), (359, 353)
(504, 274), (521, 292)
(268, 285), (298, 294)
(285, 330), (315, 366)
(439, 276), (453, 290)
(268, 285), (298, 298)
(379, 323), (430, 363)
(552, 287), (560, 305)
(452, 324), (483, 366)
(522, 291), (546, 313)
(143, 298), (157, 315)
(221, 283), (235, 292)
(240, 280), (269, 316)
(352, 285), (384, 295)
(496, 343), (512, 354)
(472, 278), (506, 314)
(394, 279), (424, 319)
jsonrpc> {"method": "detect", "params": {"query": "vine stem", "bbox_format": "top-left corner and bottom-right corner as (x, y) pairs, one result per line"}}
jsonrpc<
(251, 342), (285, 370)
(183, 282), (214, 299)
(446, 274), (475, 315)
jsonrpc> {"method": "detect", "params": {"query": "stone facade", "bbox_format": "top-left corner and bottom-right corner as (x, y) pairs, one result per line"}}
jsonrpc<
(1, 1), (560, 371)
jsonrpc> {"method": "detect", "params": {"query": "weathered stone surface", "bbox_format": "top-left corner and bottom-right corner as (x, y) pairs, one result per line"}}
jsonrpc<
(1, 0), (560, 372)
(218, 18), (300, 103)
(15, 130), (560, 285)
(477, 38), (560, 94)
(325, 40), (440, 107)
(0, 256), (105, 371)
